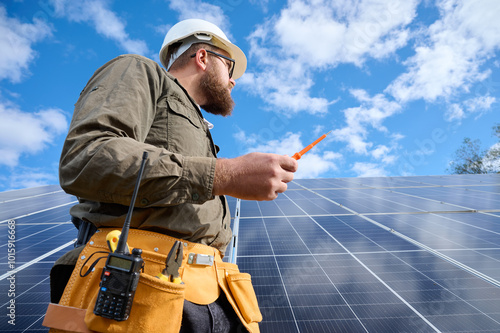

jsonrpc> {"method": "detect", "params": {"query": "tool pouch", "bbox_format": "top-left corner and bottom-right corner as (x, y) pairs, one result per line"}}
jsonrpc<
(45, 229), (262, 333)
(217, 262), (262, 332)
(226, 273), (262, 324)
(84, 272), (185, 332)
(44, 230), (186, 333)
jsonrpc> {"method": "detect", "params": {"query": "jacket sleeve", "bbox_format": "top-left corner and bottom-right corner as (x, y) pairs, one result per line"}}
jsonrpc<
(59, 55), (216, 207)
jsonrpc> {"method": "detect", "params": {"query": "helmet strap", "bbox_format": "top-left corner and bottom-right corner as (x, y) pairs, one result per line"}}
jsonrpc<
(166, 33), (213, 71)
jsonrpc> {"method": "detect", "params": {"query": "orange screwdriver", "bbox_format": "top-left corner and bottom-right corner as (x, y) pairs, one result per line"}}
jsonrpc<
(292, 131), (331, 160)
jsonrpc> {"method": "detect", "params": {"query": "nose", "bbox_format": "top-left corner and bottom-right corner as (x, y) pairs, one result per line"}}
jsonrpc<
(229, 78), (236, 88)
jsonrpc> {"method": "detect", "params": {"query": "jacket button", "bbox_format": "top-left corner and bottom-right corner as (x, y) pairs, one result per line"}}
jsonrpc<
(140, 198), (149, 206)
(192, 193), (200, 201)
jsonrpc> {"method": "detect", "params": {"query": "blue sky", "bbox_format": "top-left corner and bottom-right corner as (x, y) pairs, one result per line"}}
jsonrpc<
(1, 0), (499, 191)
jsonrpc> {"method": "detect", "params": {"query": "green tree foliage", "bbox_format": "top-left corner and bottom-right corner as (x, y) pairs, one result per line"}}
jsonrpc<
(448, 124), (500, 174)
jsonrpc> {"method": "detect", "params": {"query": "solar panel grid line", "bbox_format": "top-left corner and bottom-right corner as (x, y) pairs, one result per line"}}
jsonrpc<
(389, 213), (500, 251)
(271, 203), (371, 332)
(0, 224), (65, 248)
(237, 249), (431, 259)
(276, 218), (376, 331)
(0, 190), (64, 204)
(0, 275), (49, 309)
(344, 174), (495, 188)
(354, 253), (500, 328)
(391, 218), (498, 286)
(478, 211), (500, 218)
(432, 212), (500, 237)
(256, 209), (301, 333)
(1, 276), (51, 332)
(13, 222), (73, 226)
(349, 212), (500, 286)
(0, 240), (74, 281)
(0, 185), (62, 201)
(293, 182), (500, 288)
(237, 213), (356, 220)
(0, 225), (75, 263)
(326, 186), (477, 214)
(388, 186), (500, 211)
(281, 193), (442, 333)
(358, 188), (476, 213)
(0, 200), (77, 224)
(386, 228), (500, 289)
(291, 185), (362, 217)
(360, 211), (477, 216)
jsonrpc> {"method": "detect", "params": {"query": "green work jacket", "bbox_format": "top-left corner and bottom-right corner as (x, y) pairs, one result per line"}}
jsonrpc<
(59, 54), (232, 253)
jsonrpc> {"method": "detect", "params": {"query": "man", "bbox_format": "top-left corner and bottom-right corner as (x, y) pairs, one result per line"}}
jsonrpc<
(48, 19), (298, 333)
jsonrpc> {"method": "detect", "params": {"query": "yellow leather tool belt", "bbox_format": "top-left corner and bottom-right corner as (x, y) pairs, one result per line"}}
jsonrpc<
(43, 228), (262, 333)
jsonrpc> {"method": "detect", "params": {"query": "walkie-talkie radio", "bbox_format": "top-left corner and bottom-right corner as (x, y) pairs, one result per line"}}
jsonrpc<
(93, 152), (148, 321)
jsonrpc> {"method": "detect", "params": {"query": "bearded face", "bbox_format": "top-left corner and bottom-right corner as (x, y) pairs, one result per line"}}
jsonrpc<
(199, 62), (235, 117)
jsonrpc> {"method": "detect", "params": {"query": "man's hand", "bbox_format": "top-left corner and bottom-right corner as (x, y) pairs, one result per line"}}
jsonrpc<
(213, 152), (298, 201)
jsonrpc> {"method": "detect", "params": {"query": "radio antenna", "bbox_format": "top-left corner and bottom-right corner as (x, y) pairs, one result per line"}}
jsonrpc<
(115, 151), (148, 254)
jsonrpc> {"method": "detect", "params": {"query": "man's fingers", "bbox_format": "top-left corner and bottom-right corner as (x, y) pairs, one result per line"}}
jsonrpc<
(279, 155), (299, 172)
(282, 170), (294, 183)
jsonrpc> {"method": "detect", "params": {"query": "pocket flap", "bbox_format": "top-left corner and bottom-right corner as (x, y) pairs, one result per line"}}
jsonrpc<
(168, 98), (201, 128)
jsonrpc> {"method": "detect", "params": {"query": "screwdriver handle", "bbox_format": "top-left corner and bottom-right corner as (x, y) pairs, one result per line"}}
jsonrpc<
(106, 230), (130, 254)
(292, 131), (331, 160)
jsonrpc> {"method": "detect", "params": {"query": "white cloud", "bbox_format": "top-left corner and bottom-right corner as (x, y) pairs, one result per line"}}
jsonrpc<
(239, 70), (332, 115)
(273, 0), (418, 67)
(0, 101), (68, 167)
(241, 0), (418, 114)
(313, 125), (326, 137)
(249, 0), (272, 13)
(241, 131), (303, 156)
(240, 23), (333, 115)
(463, 95), (496, 114)
(445, 95), (495, 122)
(332, 89), (402, 155)
(168, 0), (231, 37)
(234, 131), (340, 179)
(387, 0), (500, 103)
(444, 103), (464, 122)
(483, 142), (500, 172)
(352, 162), (388, 177)
(371, 144), (398, 164)
(50, 0), (149, 55)
(0, 5), (52, 83)
(155, 24), (172, 36)
(6, 168), (59, 190)
(233, 129), (258, 146)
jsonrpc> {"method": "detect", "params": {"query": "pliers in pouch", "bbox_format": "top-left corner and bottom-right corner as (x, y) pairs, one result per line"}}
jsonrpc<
(156, 240), (183, 284)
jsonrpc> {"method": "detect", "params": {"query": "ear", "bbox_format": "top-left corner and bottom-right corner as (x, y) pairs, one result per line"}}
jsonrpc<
(193, 49), (208, 72)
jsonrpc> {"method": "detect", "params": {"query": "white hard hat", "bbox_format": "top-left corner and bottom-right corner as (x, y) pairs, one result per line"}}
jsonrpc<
(159, 19), (247, 79)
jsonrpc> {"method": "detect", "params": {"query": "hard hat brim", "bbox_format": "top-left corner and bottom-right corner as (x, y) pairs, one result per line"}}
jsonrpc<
(160, 29), (247, 79)
(209, 35), (247, 80)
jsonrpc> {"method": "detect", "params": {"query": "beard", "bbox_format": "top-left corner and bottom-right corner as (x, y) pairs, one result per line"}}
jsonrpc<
(199, 64), (235, 117)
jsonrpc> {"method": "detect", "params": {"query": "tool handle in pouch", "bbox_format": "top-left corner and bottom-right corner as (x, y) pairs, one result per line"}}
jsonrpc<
(156, 272), (182, 284)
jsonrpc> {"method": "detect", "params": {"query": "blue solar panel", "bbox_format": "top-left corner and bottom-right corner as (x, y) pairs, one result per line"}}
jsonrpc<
(0, 174), (499, 332)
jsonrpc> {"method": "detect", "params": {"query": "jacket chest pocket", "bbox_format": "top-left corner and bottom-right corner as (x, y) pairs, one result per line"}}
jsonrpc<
(166, 99), (211, 157)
